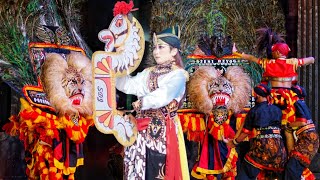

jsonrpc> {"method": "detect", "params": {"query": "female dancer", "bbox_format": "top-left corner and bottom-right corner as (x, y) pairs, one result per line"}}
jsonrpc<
(116, 26), (189, 180)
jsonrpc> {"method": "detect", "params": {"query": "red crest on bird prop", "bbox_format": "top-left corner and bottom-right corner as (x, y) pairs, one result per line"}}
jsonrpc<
(113, 0), (138, 16)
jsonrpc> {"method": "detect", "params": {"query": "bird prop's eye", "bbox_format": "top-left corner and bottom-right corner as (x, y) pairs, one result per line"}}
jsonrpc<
(115, 17), (123, 27)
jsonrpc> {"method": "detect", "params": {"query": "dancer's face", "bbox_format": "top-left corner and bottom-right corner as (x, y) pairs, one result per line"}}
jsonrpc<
(152, 42), (177, 65)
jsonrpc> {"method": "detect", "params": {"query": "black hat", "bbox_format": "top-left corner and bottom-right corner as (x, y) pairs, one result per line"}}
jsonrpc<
(154, 26), (181, 49)
(254, 84), (271, 97)
(291, 85), (307, 98)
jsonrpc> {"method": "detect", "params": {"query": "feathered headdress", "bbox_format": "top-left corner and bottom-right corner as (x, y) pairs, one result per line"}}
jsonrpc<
(0, 0), (91, 96)
(256, 27), (285, 58)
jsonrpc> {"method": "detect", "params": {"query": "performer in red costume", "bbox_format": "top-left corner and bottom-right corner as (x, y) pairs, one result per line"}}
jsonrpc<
(233, 28), (314, 88)
(233, 28), (315, 152)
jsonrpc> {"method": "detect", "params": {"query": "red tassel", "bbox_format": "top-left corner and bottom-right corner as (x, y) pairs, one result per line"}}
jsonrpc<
(2, 122), (14, 134)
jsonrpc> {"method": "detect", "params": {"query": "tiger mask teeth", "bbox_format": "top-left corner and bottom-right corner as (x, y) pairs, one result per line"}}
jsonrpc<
(211, 93), (230, 106)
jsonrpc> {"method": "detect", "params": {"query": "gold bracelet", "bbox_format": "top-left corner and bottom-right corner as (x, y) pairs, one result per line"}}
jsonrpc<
(233, 52), (243, 58)
(233, 139), (239, 145)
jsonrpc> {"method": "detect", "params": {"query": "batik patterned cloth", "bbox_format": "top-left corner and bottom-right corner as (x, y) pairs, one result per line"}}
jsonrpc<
(124, 109), (177, 180)
(291, 129), (319, 167)
(291, 99), (319, 167)
(242, 101), (287, 172)
(245, 135), (286, 171)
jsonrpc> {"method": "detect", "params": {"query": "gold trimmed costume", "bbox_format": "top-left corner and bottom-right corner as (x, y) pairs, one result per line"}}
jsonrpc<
(4, 98), (93, 180)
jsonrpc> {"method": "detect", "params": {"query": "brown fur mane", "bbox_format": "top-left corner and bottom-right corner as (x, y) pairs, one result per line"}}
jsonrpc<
(40, 52), (93, 117)
(188, 66), (218, 114)
(225, 66), (251, 113)
(188, 66), (251, 114)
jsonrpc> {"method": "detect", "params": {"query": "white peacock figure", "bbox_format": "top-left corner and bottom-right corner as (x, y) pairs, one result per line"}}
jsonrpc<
(92, 1), (144, 146)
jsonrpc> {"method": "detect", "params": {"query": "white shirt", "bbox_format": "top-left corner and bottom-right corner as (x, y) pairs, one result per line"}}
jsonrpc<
(116, 67), (188, 110)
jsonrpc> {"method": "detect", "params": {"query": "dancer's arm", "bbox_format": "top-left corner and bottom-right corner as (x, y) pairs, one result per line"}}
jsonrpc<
(232, 43), (259, 64)
(303, 56), (315, 66)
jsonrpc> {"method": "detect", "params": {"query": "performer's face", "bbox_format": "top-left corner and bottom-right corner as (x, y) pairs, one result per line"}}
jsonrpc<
(153, 42), (177, 65)
(254, 94), (264, 103)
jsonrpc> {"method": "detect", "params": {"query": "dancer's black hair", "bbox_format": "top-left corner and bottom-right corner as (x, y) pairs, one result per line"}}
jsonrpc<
(256, 28), (285, 59)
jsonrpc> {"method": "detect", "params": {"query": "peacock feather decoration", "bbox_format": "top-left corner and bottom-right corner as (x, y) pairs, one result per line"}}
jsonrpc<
(0, 0), (39, 93)
(197, 0), (231, 58)
(0, 0), (91, 96)
(218, 0), (286, 85)
(150, 0), (285, 85)
(150, 0), (208, 61)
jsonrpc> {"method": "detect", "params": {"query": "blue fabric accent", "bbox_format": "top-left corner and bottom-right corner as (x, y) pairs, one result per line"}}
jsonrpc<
(254, 84), (270, 97)
(208, 134), (214, 169)
(158, 36), (180, 49)
(291, 85), (307, 98)
(44, 48), (71, 54)
(243, 102), (282, 130)
(218, 140), (228, 165)
(237, 160), (260, 180)
(295, 100), (313, 121)
(284, 158), (304, 180)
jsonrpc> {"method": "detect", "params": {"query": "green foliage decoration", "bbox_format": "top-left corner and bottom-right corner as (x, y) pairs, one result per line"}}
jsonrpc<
(219, 0), (286, 85)
(205, 0), (227, 38)
(150, 0), (209, 60)
(0, 0), (39, 93)
(220, 0), (286, 56)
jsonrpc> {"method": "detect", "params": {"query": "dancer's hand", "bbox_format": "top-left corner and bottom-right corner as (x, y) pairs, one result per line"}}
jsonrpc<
(232, 43), (238, 53)
(227, 140), (236, 148)
(132, 99), (141, 111)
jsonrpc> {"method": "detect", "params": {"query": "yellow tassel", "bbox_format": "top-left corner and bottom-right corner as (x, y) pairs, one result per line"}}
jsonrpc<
(49, 167), (57, 173)
(20, 98), (32, 111)
(46, 129), (54, 137)
(45, 151), (52, 159)
(200, 118), (206, 131)
(42, 168), (49, 174)
(39, 162), (46, 168)
(68, 174), (75, 180)
(55, 173), (62, 179)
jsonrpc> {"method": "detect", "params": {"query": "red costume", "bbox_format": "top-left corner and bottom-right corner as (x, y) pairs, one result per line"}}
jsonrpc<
(258, 57), (305, 125)
(259, 57), (304, 83)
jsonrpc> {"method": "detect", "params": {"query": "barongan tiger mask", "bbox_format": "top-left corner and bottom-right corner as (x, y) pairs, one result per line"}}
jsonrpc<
(40, 52), (93, 120)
